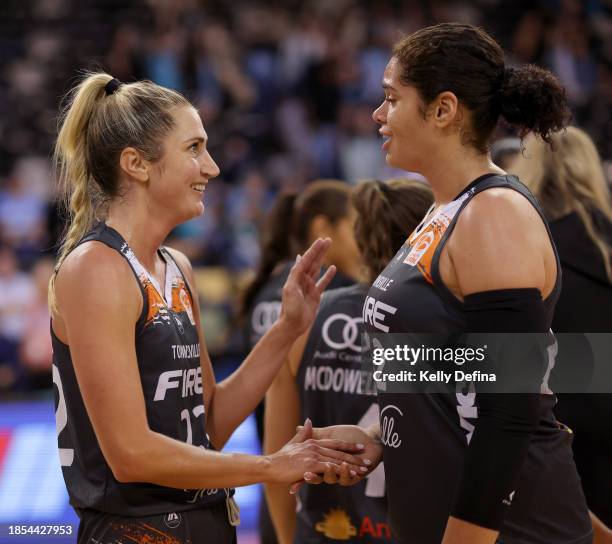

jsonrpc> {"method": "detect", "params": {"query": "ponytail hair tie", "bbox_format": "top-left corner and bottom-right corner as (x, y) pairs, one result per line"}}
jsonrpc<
(105, 78), (122, 96)
(498, 66), (516, 94)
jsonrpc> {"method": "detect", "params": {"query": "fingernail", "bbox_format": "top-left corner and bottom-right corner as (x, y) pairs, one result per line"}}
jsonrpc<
(360, 466), (368, 472)
(364, 459), (372, 466)
(304, 473), (313, 481)
(356, 443), (364, 449)
(350, 470), (356, 477)
(305, 418), (311, 426)
(289, 488), (296, 495)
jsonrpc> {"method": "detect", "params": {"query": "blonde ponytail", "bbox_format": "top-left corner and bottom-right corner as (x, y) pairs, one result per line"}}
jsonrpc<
(512, 128), (612, 281)
(49, 72), (190, 312)
(49, 74), (112, 312)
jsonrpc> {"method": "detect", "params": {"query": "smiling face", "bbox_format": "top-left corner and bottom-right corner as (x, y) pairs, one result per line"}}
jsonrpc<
(372, 57), (438, 174)
(147, 105), (220, 223)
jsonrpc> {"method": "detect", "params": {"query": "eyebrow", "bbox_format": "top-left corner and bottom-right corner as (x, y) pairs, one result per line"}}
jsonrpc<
(382, 82), (397, 91)
(184, 136), (207, 145)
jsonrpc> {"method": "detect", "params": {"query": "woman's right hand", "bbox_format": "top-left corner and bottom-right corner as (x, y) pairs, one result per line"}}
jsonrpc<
(266, 420), (370, 485)
(288, 423), (383, 494)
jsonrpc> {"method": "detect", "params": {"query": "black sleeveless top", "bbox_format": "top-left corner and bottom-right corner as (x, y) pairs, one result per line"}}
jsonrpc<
(246, 262), (292, 349)
(295, 284), (394, 543)
(246, 263), (355, 349)
(364, 175), (592, 544)
(52, 223), (231, 516)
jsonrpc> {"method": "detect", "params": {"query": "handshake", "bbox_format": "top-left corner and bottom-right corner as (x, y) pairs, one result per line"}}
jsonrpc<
(265, 419), (382, 494)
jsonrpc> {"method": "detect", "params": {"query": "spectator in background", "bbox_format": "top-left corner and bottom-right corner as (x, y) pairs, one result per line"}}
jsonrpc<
(227, 169), (275, 269)
(0, 246), (36, 392)
(19, 257), (54, 390)
(511, 126), (612, 532)
(0, 0), (611, 397)
(546, 7), (597, 117)
(584, 61), (612, 162)
(105, 24), (145, 82)
(339, 103), (386, 183)
(145, 29), (186, 91)
(491, 137), (522, 171)
(0, 159), (48, 264)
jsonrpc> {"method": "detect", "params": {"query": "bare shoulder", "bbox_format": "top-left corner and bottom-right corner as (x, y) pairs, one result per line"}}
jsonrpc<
(455, 187), (542, 235)
(55, 241), (141, 319)
(448, 187), (550, 296)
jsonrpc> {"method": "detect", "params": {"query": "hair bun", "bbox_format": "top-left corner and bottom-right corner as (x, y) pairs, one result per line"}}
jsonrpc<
(498, 64), (571, 142)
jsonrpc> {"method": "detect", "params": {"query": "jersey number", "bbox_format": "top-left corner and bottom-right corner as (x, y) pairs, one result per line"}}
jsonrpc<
(52, 364), (74, 467)
(358, 403), (385, 498)
(181, 404), (205, 445)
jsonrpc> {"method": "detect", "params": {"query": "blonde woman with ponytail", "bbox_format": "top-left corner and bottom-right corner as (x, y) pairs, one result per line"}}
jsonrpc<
(511, 126), (612, 537)
(50, 73), (368, 543)
(510, 126), (612, 313)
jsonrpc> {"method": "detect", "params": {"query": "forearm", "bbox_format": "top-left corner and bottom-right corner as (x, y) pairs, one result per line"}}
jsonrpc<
(263, 372), (300, 544)
(208, 320), (298, 447)
(451, 289), (544, 530)
(442, 517), (499, 544)
(263, 367), (301, 457)
(451, 394), (539, 529)
(591, 510), (612, 544)
(118, 429), (272, 489)
(265, 483), (297, 544)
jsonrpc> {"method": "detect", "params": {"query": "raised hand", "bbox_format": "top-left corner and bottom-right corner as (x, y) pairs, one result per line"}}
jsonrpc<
(266, 420), (370, 486)
(278, 238), (336, 337)
(289, 424), (383, 494)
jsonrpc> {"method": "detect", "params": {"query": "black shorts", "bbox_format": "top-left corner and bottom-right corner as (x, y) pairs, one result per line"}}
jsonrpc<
(77, 502), (237, 544)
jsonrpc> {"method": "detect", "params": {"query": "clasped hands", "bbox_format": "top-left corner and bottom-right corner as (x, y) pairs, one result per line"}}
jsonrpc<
(287, 420), (383, 494)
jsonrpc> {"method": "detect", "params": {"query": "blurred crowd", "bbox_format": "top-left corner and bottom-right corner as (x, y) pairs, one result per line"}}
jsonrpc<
(1, 0), (611, 393)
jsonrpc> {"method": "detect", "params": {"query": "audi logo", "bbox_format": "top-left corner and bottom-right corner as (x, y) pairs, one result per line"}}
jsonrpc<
(251, 301), (282, 335)
(321, 313), (363, 353)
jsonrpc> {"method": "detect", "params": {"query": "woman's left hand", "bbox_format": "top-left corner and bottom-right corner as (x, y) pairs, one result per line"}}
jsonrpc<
(277, 237), (336, 337)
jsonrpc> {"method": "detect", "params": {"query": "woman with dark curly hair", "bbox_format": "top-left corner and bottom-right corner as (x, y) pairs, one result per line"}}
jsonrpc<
(298, 23), (595, 544)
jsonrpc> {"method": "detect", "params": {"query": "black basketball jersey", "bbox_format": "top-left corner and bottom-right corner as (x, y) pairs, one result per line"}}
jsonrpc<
(52, 223), (231, 516)
(295, 284), (394, 543)
(246, 263), (355, 349)
(246, 262), (293, 349)
(364, 175), (592, 544)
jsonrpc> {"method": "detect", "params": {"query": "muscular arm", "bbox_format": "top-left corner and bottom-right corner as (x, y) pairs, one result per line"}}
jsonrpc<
(55, 244), (359, 490)
(591, 511), (612, 544)
(441, 189), (556, 544)
(168, 240), (335, 449)
(448, 188), (553, 297)
(54, 244), (271, 488)
(263, 329), (309, 544)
